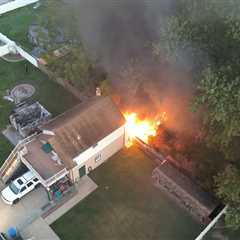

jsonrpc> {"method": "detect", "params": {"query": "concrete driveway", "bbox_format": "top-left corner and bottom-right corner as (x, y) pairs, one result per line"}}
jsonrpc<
(0, 184), (49, 232)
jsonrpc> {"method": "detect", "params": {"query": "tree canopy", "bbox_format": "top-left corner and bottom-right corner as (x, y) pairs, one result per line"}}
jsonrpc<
(215, 165), (240, 230)
(154, 0), (240, 160)
(37, 0), (79, 41)
(37, 1), (107, 92)
(153, 0), (240, 229)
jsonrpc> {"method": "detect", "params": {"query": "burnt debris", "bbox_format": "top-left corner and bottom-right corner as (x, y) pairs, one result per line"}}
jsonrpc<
(10, 101), (51, 138)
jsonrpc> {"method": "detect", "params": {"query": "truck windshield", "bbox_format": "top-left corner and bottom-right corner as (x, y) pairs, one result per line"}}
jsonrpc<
(9, 182), (19, 194)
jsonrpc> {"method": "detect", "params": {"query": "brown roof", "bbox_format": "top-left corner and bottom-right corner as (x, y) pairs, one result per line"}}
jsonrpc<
(24, 139), (66, 180)
(30, 97), (125, 171)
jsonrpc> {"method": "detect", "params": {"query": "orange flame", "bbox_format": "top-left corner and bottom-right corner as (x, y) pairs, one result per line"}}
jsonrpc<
(124, 112), (165, 147)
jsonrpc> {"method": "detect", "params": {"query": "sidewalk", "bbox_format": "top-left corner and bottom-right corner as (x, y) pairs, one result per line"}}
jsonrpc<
(20, 217), (60, 240)
(20, 176), (97, 239)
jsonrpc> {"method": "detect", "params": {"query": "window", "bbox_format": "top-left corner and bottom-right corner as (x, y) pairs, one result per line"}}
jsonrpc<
(33, 178), (38, 183)
(95, 154), (101, 162)
(0, 233), (7, 240)
(27, 182), (33, 187)
(17, 179), (23, 185)
(9, 182), (20, 194)
(20, 186), (26, 192)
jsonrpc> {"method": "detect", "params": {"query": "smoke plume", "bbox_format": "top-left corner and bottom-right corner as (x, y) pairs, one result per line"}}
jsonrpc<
(61, 0), (200, 135)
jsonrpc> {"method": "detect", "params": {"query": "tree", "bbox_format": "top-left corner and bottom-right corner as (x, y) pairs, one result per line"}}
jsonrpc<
(153, 0), (240, 227)
(193, 67), (240, 159)
(48, 46), (94, 90)
(36, 1), (104, 91)
(37, 0), (80, 44)
(215, 165), (240, 230)
(153, 0), (240, 159)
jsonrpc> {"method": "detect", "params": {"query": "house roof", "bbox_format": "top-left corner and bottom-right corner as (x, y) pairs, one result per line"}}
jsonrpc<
(24, 97), (125, 180)
(24, 139), (66, 180)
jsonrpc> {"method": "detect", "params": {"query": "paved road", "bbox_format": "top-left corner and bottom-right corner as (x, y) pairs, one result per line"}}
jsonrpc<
(0, 185), (49, 232)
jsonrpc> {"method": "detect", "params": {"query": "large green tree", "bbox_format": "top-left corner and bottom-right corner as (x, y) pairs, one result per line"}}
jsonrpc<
(46, 46), (94, 90)
(154, 0), (240, 160)
(153, 0), (240, 229)
(37, 0), (79, 41)
(37, 1), (107, 91)
(215, 165), (240, 230)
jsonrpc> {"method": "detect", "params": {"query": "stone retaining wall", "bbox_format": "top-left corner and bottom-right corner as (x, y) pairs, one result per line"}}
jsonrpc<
(152, 167), (210, 224)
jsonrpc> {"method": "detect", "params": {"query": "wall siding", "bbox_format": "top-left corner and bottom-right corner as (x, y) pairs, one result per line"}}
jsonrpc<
(73, 126), (125, 178)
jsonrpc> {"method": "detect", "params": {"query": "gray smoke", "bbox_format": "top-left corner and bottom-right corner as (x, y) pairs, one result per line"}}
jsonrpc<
(61, 0), (200, 135)
(64, 0), (173, 67)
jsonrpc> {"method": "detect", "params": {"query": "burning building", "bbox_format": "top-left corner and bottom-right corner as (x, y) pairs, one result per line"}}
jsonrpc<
(122, 110), (220, 223)
(9, 101), (51, 138)
(124, 111), (167, 147)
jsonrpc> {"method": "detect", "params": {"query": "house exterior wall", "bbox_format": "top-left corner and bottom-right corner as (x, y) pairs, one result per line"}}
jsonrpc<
(69, 166), (80, 183)
(71, 125), (125, 181)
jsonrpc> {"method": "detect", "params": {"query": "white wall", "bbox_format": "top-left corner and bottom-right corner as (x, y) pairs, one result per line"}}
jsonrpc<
(0, 0), (39, 15)
(73, 125), (125, 176)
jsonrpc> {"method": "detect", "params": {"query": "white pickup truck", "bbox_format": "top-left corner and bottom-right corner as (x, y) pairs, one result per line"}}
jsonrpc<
(1, 171), (40, 205)
(0, 233), (7, 240)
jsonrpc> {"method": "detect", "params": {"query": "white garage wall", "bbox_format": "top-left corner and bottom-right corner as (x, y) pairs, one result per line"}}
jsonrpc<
(73, 125), (125, 174)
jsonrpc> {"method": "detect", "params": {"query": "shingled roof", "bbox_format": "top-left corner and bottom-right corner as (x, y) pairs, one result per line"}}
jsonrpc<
(40, 96), (125, 169)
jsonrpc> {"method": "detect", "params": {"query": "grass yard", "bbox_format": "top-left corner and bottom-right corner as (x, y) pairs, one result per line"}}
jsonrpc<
(0, 7), (79, 165)
(52, 146), (203, 240)
(0, 59), (79, 165)
(0, 5), (37, 49)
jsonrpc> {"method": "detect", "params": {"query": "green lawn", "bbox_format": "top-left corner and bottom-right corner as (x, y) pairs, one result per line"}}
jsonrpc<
(0, 7), (79, 165)
(0, 60), (79, 165)
(0, 5), (36, 165)
(52, 146), (202, 240)
(0, 5), (38, 49)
